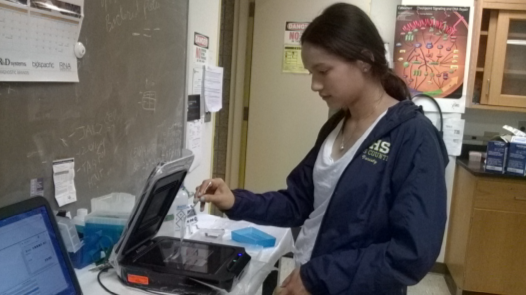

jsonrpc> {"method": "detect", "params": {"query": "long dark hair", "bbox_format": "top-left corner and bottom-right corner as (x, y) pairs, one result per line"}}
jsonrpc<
(301, 3), (410, 101)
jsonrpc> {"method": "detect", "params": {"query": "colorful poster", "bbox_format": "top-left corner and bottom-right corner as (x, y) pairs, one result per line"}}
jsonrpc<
(282, 21), (309, 74)
(0, 0), (84, 82)
(393, 6), (470, 101)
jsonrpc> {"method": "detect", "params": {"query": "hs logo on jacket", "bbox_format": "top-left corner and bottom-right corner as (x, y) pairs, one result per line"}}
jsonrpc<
(361, 140), (390, 164)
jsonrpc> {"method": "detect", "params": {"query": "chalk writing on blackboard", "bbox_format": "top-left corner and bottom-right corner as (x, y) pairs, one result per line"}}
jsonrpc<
(104, 0), (162, 33)
(0, 0), (188, 212)
(140, 91), (157, 112)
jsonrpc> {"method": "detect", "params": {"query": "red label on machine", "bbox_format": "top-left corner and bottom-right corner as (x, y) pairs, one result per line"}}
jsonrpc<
(128, 274), (149, 285)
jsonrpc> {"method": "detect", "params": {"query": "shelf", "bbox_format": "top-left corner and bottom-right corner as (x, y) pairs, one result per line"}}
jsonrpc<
(507, 39), (526, 46)
(509, 32), (526, 39)
(468, 103), (526, 113)
(476, 67), (484, 72)
(481, 31), (489, 36)
(504, 69), (526, 75)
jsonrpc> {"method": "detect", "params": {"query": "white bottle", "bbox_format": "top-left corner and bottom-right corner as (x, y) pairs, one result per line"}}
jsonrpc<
(170, 186), (189, 233)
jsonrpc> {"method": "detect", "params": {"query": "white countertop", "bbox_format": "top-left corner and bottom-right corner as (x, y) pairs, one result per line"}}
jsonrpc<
(75, 214), (294, 295)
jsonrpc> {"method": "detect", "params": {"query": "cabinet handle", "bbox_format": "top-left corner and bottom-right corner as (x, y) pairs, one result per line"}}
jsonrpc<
(486, 79), (490, 96)
(515, 196), (526, 201)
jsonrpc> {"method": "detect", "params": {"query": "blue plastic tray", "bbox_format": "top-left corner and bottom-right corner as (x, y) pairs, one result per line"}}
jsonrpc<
(231, 227), (276, 248)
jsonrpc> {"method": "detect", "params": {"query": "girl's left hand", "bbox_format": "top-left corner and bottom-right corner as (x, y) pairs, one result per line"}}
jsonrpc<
(275, 268), (311, 295)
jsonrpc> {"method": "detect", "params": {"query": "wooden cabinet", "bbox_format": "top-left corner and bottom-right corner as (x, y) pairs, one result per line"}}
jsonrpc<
(483, 0), (526, 10)
(488, 11), (526, 108)
(445, 164), (526, 294)
(468, 1), (526, 112)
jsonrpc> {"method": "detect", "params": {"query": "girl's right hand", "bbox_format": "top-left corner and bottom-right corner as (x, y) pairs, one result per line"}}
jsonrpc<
(195, 178), (235, 211)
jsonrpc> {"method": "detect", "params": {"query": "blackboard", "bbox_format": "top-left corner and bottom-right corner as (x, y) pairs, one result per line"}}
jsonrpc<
(0, 0), (189, 211)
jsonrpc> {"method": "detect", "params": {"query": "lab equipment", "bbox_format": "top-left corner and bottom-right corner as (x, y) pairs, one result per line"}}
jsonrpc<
(232, 227), (277, 248)
(83, 211), (128, 254)
(110, 151), (251, 293)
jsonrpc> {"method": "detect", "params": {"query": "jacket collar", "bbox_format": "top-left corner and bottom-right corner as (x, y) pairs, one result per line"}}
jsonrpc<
(316, 100), (421, 155)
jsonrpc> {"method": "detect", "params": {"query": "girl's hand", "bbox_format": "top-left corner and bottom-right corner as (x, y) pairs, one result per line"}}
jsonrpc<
(195, 178), (235, 211)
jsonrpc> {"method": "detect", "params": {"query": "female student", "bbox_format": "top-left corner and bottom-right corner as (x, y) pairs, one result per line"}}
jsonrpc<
(197, 3), (448, 294)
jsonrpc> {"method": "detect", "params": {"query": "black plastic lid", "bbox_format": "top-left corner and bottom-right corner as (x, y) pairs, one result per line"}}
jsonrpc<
(113, 150), (194, 260)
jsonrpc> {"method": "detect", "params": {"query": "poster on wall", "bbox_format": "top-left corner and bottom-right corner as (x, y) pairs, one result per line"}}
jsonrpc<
(393, 5), (471, 113)
(0, 0), (84, 82)
(194, 32), (209, 65)
(282, 21), (309, 74)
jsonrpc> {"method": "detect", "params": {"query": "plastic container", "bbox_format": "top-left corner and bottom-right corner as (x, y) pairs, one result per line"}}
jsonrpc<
(68, 245), (94, 269)
(83, 212), (128, 256)
(56, 216), (83, 253)
(469, 151), (482, 163)
(231, 227), (276, 248)
(70, 234), (104, 269)
(56, 216), (93, 269)
(73, 208), (88, 236)
(91, 192), (136, 214)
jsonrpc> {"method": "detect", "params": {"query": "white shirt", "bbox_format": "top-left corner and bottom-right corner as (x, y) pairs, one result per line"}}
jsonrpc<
(294, 111), (387, 267)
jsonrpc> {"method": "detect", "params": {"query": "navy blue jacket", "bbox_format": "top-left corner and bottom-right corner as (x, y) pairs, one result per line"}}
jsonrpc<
(226, 101), (448, 295)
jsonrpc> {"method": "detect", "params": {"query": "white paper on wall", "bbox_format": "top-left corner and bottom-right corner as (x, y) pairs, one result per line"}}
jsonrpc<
(202, 65), (223, 112)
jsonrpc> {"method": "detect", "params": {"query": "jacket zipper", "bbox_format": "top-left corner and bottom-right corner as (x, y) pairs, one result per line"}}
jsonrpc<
(309, 118), (398, 258)
(309, 139), (372, 258)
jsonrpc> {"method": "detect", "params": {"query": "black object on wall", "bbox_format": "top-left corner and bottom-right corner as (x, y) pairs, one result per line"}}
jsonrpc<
(0, 0), (189, 211)
(411, 93), (444, 137)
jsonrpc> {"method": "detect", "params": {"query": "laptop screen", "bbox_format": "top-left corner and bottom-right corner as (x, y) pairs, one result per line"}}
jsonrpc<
(0, 206), (78, 295)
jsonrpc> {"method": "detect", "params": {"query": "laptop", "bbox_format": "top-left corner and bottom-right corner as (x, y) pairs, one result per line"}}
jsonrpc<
(0, 196), (82, 295)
